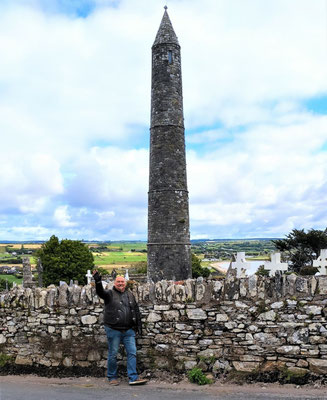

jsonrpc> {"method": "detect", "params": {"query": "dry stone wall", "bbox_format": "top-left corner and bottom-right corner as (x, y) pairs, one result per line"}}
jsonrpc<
(1, 275), (327, 377)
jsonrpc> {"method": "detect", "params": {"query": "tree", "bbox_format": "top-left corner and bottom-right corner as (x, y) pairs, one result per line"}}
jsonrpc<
(37, 235), (94, 286)
(192, 254), (210, 278)
(273, 228), (327, 273)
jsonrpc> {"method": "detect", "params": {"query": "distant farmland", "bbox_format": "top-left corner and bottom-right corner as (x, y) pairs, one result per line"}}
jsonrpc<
(0, 239), (276, 273)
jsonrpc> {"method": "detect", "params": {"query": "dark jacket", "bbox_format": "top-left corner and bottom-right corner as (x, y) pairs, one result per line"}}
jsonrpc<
(95, 276), (142, 334)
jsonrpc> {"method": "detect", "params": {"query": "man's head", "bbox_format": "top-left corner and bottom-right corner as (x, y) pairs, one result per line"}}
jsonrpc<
(114, 276), (126, 292)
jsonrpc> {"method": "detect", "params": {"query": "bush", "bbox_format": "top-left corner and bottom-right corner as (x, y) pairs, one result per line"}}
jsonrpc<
(188, 367), (212, 385)
(36, 235), (94, 286)
(192, 254), (210, 278)
(0, 353), (12, 367)
(255, 265), (270, 277)
(134, 261), (147, 274)
(299, 266), (318, 276)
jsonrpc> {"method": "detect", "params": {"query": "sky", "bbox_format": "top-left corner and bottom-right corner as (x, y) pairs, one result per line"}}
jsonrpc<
(0, 0), (327, 241)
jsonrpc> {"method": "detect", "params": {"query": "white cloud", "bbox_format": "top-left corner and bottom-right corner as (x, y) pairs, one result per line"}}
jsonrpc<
(0, 0), (326, 240)
(54, 205), (76, 227)
(188, 112), (327, 237)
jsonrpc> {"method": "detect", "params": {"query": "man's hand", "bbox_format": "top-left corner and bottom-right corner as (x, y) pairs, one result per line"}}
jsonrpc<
(92, 269), (101, 283)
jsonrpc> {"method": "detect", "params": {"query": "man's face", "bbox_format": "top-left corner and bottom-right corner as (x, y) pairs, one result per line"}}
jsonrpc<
(114, 276), (126, 292)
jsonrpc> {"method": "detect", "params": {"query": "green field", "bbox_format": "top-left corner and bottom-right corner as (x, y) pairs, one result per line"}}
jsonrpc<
(93, 251), (147, 266)
(0, 274), (23, 284)
(104, 242), (147, 252)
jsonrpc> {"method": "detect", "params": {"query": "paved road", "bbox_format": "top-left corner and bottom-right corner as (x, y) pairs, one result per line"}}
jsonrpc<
(0, 377), (327, 400)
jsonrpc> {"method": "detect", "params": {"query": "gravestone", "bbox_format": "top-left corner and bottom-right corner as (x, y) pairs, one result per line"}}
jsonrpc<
(313, 249), (327, 275)
(22, 257), (36, 288)
(264, 252), (288, 276)
(85, 270), (92, 285)
(231, 252), (251, 278)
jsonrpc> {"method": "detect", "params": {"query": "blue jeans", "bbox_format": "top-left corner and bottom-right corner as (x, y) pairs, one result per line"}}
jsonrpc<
(104, 326), (138, 382)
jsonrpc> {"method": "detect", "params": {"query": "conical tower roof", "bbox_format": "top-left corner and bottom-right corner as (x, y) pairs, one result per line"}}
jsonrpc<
(153, 7), (179, 46)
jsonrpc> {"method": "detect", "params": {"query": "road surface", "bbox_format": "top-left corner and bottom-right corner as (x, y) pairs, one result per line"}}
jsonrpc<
(0, 376), (326, 400)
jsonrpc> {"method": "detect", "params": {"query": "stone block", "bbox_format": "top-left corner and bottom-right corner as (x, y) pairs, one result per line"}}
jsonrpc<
(81, 315), (97, 325)
(232, 361), (261, 372)
(305, 306), (322, 315)
(216, 314), (229, 322)
(258, 310), (276, 321)
(276, 345), (300, 355)
(186, 308), (207, 320)
(162, 310), (179, 321)
(235, 301), (248, 309)
(287, 366), (308, 375)
(39, 358), (52, 367)
(154, 305), (170, 311)
(271, 301), (284, 309)
(212, 359), (231, 373)
(87, 350), (101, 361)
(261, 361), (282, 371)
(198, 339), (213, 346)
(296, 359), (308, 367)
(15, 355), (33, 365)
(254, 332), (283, 346)
(147, 311), (162, 322)
(288, 328), (309, 345)
(197, 348), (223, 358)
(317, 276), (327, 295)
(63, 357), (73, 367)
(184, 360), (197, 370)
(309, 335), (326, 344)
(308, 358), (327, 374)
(61, 329), (71, 340)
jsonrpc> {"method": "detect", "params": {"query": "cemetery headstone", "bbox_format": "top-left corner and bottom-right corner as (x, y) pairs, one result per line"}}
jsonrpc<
(313, 249), (327, 275)
(264, 252), (288, 276)
(231, 252), (251, 278)
(85, 270), (92, 285)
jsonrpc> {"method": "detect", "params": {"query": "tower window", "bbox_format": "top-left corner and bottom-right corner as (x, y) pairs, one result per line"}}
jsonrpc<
(168, 50), (173, 64)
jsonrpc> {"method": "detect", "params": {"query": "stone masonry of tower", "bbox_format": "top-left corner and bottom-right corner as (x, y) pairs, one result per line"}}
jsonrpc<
(147, 9), (191, 282)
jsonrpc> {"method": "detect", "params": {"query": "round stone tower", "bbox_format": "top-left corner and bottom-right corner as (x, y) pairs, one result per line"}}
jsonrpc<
(147, 8), (191, 282)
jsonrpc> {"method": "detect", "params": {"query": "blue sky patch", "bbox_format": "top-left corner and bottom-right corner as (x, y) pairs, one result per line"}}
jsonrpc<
(305, 95), (327, 115)
(36, 0), (121, 18)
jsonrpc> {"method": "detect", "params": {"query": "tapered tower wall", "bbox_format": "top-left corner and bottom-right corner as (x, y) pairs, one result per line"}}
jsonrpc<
(147, 10), (191, 282)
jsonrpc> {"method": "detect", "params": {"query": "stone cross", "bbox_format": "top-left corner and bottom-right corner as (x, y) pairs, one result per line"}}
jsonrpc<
(85, 270), (92, 285)
(313, 249), (327, 275)
(231, 252), (251, 278)
(264, 252), (288, 276)
(22, 257), (36, 289)
(37, 258), (43, 287)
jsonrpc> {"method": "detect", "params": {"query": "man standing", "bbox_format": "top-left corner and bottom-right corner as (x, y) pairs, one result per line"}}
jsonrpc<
(93, 270), (147, 386)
